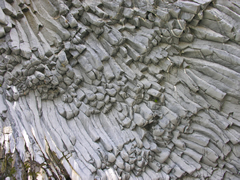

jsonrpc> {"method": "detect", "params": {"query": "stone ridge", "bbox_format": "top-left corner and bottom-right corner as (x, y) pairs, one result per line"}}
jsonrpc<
(0, 0), (240, 179)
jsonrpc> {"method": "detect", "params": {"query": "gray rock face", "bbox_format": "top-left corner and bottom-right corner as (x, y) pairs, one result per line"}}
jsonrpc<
(0, 0), (240, 179)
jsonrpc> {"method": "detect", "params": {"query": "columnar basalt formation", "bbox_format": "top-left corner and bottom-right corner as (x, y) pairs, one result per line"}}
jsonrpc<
(0, 0), (240, 179)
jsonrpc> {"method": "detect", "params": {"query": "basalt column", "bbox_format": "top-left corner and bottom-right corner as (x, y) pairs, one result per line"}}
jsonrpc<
(0, 0), (240, 179)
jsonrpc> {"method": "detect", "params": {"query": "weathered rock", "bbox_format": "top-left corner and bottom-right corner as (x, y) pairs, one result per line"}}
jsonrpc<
(0, 0), (240, 179)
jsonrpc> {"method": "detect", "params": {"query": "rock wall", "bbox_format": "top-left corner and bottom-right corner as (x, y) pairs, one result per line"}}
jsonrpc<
(0, 0), (240, 179)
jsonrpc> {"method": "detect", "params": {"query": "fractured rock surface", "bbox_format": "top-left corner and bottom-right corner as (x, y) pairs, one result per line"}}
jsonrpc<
(0, 0), (240, 179)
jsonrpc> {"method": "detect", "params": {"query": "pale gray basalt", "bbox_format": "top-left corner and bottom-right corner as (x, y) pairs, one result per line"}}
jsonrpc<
(0, 0), (240, 179)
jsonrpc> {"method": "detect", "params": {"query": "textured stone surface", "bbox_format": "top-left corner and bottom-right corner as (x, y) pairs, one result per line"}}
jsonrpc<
(0, 0), (240, 179)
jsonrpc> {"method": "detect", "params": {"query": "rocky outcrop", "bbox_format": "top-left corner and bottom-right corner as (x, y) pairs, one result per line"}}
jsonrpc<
(0, 0), (240, 179)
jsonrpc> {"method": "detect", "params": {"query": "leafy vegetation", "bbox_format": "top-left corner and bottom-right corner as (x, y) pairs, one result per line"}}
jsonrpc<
(0, 152), (16, 179)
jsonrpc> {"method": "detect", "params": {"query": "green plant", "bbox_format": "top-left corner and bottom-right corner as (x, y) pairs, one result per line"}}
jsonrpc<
(0, 153), (16, 179)
(24, 160), (41, 179)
